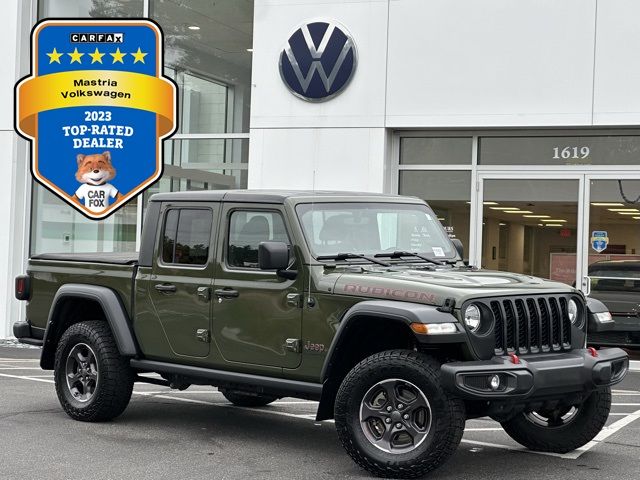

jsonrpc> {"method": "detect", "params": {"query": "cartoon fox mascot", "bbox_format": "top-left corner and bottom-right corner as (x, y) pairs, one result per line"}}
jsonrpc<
(74, 151), (122, 213)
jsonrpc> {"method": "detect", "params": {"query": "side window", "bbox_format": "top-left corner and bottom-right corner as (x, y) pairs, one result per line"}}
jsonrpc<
(228, 210), (290, 269)
(161, 209), (213, 266)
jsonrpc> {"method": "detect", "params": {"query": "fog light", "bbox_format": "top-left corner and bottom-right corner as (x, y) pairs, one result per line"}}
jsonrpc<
(489, 374), (501, 391)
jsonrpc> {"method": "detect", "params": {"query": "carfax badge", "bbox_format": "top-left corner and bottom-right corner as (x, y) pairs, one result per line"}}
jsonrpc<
(15, 19), (177, 219)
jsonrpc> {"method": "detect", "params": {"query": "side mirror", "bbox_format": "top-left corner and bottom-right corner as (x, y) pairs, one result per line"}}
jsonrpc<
(451, 238), (464, 259)
(259, 242), (296, 278)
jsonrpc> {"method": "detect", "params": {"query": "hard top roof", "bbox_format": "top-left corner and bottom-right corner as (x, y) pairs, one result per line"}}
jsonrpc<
(149, 189), (425, 204)
(588, 259), (640, 270)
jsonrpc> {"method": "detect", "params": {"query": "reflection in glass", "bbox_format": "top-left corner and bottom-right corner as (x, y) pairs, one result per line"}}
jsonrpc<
(40, 0), (143, 17)
(31, 185), (137, 254)
(482, 179), (579, 284)
(588, 179), (640, 266)
(398, 171), (471, 258)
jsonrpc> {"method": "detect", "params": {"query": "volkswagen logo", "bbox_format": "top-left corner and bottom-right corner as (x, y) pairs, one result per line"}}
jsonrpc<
(279, 20), (357, 102)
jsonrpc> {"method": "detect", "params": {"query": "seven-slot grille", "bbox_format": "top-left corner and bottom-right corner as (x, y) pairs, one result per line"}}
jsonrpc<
(489, 296), (573, 355)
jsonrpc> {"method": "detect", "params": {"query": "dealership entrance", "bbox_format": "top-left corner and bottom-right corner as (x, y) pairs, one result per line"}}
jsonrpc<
(395, 131), (640, 294)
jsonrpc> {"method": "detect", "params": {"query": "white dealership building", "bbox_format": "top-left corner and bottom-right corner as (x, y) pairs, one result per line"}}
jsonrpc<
(1, 0), (640, 337)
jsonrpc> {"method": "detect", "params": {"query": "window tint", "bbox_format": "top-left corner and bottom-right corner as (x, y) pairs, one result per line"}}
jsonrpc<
(161, 209), (213, 265)
(228, 211), (290, 268)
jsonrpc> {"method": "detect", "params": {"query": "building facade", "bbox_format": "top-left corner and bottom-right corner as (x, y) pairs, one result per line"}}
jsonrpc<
(1, 0), (640, 337)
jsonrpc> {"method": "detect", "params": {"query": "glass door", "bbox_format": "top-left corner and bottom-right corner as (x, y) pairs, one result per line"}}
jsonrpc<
(475, 175), (584, 287)
(581, 176), (640, 291)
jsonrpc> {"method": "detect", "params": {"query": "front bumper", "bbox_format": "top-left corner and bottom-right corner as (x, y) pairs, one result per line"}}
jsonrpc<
(441, 348), (629, 401)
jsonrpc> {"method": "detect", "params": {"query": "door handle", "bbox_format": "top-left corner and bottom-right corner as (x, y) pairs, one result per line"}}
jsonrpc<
(214, 288), (239, 299)
(155, 283), (177, 293)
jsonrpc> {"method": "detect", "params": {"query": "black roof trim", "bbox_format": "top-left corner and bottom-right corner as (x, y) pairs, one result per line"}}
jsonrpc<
(149, 189), (425, 204)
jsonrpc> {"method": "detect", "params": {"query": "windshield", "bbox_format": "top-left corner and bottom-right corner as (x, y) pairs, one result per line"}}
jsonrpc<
(295, 202), (457, 260)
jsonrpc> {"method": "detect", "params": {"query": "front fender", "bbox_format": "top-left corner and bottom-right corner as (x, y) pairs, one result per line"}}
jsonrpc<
(315, 300), (467, 421)
(40, 284), (138, 369)
(320, 300), (464, 381)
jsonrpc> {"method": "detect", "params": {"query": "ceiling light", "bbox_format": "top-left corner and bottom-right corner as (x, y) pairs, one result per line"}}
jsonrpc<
(246, 48), (253, 52)
(187, 25), (200, 30)
(608, 208), (640, 212)
(540, 219), (567, 222)
(523, 215), (551, 218)
(544, 224), (564, 227)
(467, 201), (498, 205)
(634, 217), (640, 220)
(490, 207), (520, 210)
(617, 212), (640, 215)
(592, 202), (624, 207)
(505, 210), (532, 214)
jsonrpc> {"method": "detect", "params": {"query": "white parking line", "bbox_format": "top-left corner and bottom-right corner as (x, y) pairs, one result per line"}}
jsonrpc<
(2, 371), (639, 460)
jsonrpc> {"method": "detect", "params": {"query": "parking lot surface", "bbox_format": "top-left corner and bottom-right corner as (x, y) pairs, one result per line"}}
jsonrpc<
(1, 346), (639, 480)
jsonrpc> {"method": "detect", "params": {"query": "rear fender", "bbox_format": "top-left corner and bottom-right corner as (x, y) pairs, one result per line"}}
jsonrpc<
(40, 284), (138, 369)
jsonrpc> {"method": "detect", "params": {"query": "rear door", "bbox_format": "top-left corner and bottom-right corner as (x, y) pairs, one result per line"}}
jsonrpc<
(148, 203), (217, 358)
(212, 203), (302, 369)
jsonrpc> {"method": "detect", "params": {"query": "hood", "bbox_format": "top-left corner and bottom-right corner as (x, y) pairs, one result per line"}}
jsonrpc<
(328, 266), (576, 307)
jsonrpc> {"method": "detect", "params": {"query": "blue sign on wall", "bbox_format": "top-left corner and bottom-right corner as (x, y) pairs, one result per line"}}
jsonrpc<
(279, 21), (357, 102)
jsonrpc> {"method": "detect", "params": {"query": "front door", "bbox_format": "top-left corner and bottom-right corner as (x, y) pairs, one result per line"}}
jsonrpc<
(148, 204), (217, 358)
(212, 204), (302, 369)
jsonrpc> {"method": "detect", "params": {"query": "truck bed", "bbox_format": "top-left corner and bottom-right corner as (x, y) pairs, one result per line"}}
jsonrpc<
(26, 253), (139, 332)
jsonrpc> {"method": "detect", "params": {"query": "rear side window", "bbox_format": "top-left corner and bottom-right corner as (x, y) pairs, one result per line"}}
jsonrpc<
(161, 209), (213, 266)
(227, 210), (290, 268)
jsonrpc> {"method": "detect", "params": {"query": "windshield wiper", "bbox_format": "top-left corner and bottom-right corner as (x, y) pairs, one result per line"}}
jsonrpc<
(374, 251), (445, 266)
(317, 253), (390, 267)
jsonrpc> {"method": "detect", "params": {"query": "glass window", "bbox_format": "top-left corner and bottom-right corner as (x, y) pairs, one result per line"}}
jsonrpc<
(151, 0), (253, 134)
(40, 0), (143, 17)
(400, 137), (472, 165)
(479, 135), (640, 165)
(295, 203), (455, 259)
(30, 186), (137, 254)
(482, 179), (579, 284)
(228, 211), (290, 269)
(161, 209), (213, 265)
(398, 170), (471, 258)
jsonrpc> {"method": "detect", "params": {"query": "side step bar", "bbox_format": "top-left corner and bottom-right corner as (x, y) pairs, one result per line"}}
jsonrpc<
(130, 359), (323, 400)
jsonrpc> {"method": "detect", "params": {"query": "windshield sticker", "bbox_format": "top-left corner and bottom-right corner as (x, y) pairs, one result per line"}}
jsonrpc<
(432, 247), (445, 257)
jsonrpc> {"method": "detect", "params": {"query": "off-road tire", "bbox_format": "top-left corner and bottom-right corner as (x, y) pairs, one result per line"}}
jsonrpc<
(334, 350), (465, 478)
(54, 321), (134, 422)
(220, 389), (279, 407)
(501, 387), (612, 453)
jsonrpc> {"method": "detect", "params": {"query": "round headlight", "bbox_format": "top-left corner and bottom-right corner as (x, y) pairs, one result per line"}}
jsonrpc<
(568, 299), (578, 324)
(464, 304), (481, 332)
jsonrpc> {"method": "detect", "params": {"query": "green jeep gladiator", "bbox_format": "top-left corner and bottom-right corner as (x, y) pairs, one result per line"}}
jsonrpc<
(13, 191), (629, 478)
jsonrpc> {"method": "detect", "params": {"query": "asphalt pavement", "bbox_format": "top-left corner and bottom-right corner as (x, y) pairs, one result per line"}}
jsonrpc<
(1, 346), (639, 480)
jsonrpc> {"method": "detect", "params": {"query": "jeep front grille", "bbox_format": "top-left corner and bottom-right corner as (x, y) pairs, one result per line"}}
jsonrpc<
(489, 296), (573, 355)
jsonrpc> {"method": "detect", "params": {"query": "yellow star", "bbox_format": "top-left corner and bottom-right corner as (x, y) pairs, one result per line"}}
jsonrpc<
(68, 48), (84, 64)
(131, 47), (148, 64)
(46, 48), (63, 64)
(88, 48), (105, 64)
(110, 48), (126, 64)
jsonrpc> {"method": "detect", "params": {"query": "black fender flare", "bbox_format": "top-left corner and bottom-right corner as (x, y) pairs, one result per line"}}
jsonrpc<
(40, 284), (138, 369)
(316, 300), (464, 420)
